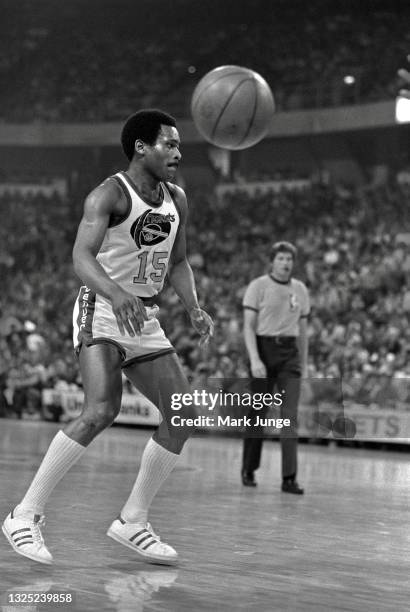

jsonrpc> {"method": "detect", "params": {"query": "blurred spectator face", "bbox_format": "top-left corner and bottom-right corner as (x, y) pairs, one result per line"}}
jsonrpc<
(0, 314), (22, 336)
(192, 363), (210, 383)
(53, 359), (67, 377)
(25, 388), (42, 417)
(324, 249), (339, 265)
(26, 331), (46, 353)
(27, 350), (42, 366)
(332, 324), (346, 342)
(7, 331), (23, 353)
(386, 326), (399, 340)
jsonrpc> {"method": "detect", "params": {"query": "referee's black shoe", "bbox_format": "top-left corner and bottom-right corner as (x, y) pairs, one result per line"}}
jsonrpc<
(281, 479), (304, 495)
(241, 470), (257, 487)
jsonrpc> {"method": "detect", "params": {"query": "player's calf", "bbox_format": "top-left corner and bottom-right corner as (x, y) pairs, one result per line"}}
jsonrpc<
(64, 401), (121, 444)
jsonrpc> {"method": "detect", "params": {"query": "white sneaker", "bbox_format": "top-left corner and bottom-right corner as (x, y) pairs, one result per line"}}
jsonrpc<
(2, 508), (53, 565)
(107, 516), (178, 565)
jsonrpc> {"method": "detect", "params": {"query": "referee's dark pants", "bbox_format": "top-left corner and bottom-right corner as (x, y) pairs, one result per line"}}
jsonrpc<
(242, 336), (301, 480)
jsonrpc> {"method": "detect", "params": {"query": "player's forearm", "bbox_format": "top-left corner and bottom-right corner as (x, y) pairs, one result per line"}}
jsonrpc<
(297, 334), (308, 375)
(243, 324), (260, 363)
(73, 251), (121, 302)
(168, 258), (200, 312)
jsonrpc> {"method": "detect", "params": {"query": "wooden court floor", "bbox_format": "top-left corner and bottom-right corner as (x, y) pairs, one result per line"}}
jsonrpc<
(0, 419), (409, 612)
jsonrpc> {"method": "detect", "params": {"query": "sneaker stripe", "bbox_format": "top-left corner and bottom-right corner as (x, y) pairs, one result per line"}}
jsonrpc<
(16, 540), (34, 547)
(13, 535), (35, 543)
(11, 528), (31, 537)
(134, 534), (153, 547)
(142, 539), (157, 550)
(129, 529), (148, 542)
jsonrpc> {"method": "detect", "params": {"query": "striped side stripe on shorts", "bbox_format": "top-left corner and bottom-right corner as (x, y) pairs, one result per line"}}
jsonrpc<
(73, 285), (96, 349)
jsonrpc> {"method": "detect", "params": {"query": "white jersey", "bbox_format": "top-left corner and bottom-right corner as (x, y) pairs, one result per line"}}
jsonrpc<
(98, 171), (180, 298)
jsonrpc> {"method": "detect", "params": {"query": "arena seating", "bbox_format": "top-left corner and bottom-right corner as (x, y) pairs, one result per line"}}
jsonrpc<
(0, 0), (408, 122)
(1, 178), (410, 417)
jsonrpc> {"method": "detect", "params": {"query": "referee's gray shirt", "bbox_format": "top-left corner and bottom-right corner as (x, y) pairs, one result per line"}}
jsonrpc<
(243, 275), (310, 337)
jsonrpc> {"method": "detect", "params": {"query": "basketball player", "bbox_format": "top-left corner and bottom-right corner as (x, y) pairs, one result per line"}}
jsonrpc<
(2, 109), (213, 566)
(241, 241), (309, 494)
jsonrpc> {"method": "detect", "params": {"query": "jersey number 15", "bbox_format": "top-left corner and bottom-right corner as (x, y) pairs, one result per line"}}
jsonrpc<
(133, 251), (168, 284)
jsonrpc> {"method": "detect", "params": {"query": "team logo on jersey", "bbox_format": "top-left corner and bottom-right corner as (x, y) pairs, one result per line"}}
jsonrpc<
(289, 293), (299, 311)
(130, 209), (175, 248)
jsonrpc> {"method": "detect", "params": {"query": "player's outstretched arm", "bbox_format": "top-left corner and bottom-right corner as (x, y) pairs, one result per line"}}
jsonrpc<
(167, 185), (214, 346)
(398, 55), (410, 98)
(72, 180), (148, 336)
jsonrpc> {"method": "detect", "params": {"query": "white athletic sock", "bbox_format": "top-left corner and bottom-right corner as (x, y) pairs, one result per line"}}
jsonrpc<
(16, 430), (86, 516)
(121, 438), (179, 524)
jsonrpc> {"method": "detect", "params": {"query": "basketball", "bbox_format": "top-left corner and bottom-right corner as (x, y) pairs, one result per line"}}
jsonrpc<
(191, 65), (275, 150)
(332, 416), (357, 439)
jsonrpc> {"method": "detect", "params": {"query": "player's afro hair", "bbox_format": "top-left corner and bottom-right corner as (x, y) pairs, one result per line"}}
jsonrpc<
(121, 109), (177, 161)
(271, 241), (297, 260)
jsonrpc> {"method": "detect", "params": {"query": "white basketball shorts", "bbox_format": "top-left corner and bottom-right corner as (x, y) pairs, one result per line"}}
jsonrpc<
(72, 286), (175, 367)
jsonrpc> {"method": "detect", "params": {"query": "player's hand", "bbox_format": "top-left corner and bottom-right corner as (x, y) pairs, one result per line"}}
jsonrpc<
(250, 358), (267, 378)
(189, 307), (214, 347)
(111, 290), (149, 337)
(398, 55), (410, 98)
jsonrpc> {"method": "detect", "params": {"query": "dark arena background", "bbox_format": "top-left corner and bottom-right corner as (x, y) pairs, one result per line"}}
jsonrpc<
(0, 1), (410, 611)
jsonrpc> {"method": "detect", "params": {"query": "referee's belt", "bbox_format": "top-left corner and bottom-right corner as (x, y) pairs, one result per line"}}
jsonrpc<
(257, 335), (297, 346)
(139, 296), (158, 307)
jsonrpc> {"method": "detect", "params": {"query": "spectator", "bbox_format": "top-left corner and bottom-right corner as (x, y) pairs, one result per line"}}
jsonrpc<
(7, 350), (47, 419)
(1, 175), (410, 417)
(0, 0), (408, 121)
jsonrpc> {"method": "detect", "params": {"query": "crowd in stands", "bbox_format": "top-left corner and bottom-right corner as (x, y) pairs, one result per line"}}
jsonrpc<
(1, 174), (410, 420)
(0, 0), (409, 122)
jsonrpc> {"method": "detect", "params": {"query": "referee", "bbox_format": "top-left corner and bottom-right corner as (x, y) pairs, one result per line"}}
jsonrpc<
(241, 241), (310, 494)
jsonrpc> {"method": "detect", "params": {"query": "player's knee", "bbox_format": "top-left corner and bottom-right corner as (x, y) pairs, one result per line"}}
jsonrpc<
(153, 401), (196, 454)
(81, 401), (121, 433)
(171, 402), (197, 439)
(153, 431), (188, 455)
